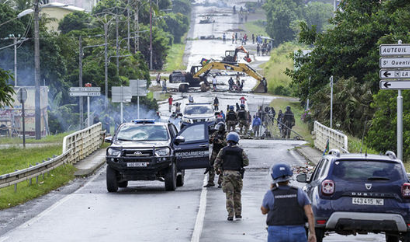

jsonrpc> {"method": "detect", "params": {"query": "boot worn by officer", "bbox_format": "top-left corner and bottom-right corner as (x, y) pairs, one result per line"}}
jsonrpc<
(204, 183), (215, 187)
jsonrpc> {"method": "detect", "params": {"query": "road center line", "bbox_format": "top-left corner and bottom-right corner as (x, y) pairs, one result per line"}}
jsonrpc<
(191, 175), (208, 242)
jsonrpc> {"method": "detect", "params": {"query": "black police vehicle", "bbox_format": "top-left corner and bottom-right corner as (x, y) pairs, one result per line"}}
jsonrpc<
(297, 149), (410, 242)
(105, 120), (210, 192)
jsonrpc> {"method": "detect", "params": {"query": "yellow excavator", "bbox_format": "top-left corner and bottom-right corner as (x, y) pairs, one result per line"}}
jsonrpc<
(170, 59), (266, 93)
(222, 46), (252, 63)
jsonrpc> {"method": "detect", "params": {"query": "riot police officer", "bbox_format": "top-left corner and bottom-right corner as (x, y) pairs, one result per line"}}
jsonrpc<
(237, 104), (248, 135)
(261, 163), (316, 242)
(282, 106), (295, 139)
(226, 106), (238, 132)
(205, 122), (227, 188)
(214, 132), (249, 221)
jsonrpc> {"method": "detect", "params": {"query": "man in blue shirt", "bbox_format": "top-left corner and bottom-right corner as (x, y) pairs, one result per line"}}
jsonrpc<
(261, 163), (316, 242)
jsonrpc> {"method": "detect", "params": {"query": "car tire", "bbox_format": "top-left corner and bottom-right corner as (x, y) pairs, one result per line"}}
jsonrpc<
(165, 162), (177, 191)
(118, 181), (128, 188)
(177, 170), (185, 187)
(385, 234), (399, 242)
(401, 233), (410, 242)
(106, 166), (119, 192)
(315, 228), (325, 242)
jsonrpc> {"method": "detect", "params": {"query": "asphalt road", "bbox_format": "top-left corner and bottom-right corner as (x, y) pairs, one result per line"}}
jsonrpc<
(0, 1), (386, 241)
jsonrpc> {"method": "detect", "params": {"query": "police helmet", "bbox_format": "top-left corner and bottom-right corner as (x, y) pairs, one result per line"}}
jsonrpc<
(271, 163), (293, 182)
(286, 106), (291, 111)
(240, 104), (245, 109)
(229, 105), (234, 111)
(215, 122), (225, 132)
(226, 132), (240, 143)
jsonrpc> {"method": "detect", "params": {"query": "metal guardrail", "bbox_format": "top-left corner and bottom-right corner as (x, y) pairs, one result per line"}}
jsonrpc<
(0, 123), (104, 191)
(63, 123), (104, 164)
(313, 121), (348, 153)
(0, 151), (70, 189)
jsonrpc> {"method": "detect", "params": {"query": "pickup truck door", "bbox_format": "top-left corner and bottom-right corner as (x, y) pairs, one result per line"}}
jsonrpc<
(174, 122), (210, 170)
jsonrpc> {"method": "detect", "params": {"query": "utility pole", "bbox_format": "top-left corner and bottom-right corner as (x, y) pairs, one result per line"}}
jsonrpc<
(149, 0), (153, 70)
(104, 21), (108, 108)
(330, 76), (333, 129)
(127, 0), (130, 52)
(116, 13), (119, 74)
(34, 0), (41, 140)
(78, 36), (84, 129)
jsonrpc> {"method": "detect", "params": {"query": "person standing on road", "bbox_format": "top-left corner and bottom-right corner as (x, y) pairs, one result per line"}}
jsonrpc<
(282, 106), (295, 139)
(205, 122), (227, 188)
(237, 104), (248, 135)
(226, 106), (238, 132)
(214, 132), (249, 221)
(156, 72), (161, 85)
(212, 75), (218, 91)
(261, 163), (316, 242)
(252, 114), (262, 137)
(277, 110), (283, 134)
(228, 77), (234, 91)
(162, 79), (167, 93)
(239, 96), (247, 105)
(168, 95), (173, 112)
(213, 96), (219, 111)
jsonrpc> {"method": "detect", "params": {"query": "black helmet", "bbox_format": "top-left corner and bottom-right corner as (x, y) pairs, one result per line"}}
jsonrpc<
(215, 122), (225, 132)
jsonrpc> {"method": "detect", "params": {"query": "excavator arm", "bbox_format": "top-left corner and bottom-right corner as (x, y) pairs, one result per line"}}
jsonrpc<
(193, 60), (263, 81)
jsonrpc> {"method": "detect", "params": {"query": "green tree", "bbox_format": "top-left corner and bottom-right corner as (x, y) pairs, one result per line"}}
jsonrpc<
(164, 12), (188, 43)
(263, 0), (303, 46)
(58, 11), (92, 34)
(302, 2), (333, 33)
(0, 69), (15, 108)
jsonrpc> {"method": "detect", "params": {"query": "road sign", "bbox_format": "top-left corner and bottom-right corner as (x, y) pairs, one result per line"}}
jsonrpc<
(379, 57), (410, 68)
(112, 86), (132, 102)
(17, 87), (27, 103)
(379, 70), (410, 79)
(380, 44), (410, 56)
(69, 92), (101, 97)
(379, 80), (410, 90)
(69, 87), (101, 92)
(130, 80), (147, 96)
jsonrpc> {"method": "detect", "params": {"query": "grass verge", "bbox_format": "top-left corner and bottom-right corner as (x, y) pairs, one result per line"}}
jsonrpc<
(164, 41), (187, 72)
(0, 131), (73, 145)
(0, 145), (77, 209)
(0, 164), (76, 209)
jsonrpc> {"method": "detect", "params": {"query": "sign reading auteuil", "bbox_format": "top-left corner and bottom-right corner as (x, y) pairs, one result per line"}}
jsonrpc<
(380, 44), (410, 56)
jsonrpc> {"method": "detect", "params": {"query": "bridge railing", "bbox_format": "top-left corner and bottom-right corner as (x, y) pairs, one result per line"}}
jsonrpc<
(0, 123), (105, 191)
(313, 121), (348, 153)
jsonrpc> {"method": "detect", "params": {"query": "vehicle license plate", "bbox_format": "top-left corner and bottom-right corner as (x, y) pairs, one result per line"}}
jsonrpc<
(352, 197), (384, 205)
(127, 162), (148, 167)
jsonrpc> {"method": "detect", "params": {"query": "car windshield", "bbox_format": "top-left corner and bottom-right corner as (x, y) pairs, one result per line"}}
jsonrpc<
(184, 105), (213, 115)
(116, 125), (169, 141)
(331, 160), (404, 182)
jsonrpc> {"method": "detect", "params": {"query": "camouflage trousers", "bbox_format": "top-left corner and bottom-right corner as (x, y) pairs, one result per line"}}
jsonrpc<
(222, 170), (243, 217)
(238, 119), (248, 135)
(226, 120), (237, 132)
(208, 151), (223, 185)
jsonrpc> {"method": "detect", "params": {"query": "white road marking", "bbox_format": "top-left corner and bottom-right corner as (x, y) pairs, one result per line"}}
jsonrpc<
(191, 175), (208, 242)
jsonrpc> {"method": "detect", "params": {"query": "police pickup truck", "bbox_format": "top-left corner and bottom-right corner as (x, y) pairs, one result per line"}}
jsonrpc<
(105, 119), (210, 192)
